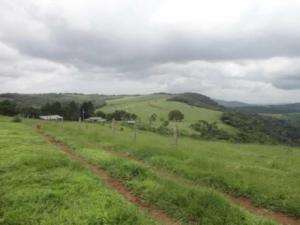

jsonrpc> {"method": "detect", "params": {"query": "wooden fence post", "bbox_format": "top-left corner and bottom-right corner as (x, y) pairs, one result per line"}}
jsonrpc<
(173, 123), (179, 148)
(111, 118), (116, 135)
(133, 122), (137, 142)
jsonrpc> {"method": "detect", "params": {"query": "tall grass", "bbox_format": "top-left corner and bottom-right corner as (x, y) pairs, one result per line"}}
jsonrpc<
(38, 121), (300, 217)
(0, 119), (157, 225)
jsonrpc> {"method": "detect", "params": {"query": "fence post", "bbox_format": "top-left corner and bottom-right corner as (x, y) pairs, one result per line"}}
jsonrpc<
(173, 123), (179, 148)
(133, 122), (137, 142)
(111, 118), (116, 135)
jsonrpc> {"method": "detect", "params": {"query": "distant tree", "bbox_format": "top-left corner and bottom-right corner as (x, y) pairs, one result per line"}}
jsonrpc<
(0, 100), (18, 116)
(19, 106), (40, 118)
(190, 120), (231, 140)
(64, 101), (79, 121)
(41, 101), (63, 115)
(168, 110), (184, 122)
(80, 101), (95, 119)
(106, 110), (137, 121)
(52, 102), (63, 115)
(149, 113), (157, 126)
(95, 110), (106, 118)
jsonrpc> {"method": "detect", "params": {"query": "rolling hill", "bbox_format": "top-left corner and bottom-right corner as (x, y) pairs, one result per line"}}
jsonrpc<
(99, 93), (237, 134)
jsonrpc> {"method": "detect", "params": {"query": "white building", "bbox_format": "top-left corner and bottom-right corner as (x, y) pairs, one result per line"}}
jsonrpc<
(39, 115), (63, 121)
(85, 117), (106, 123)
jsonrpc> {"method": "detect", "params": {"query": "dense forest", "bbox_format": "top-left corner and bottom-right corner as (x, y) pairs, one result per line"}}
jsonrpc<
(0, 100), (96, 121)
(167, 92), (224, 110)
(0, 93), (115, 108)
(221, 111), (300, 145)
(235, 103), (300, 114)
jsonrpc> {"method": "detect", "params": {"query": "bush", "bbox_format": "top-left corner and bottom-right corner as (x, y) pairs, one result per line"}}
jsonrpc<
(95, 110), (106, 118)
(168, 110), (184, 122)
(11, 115), (22, 123)
(190, 120), (232, 140)
(106, 110), (137, 121)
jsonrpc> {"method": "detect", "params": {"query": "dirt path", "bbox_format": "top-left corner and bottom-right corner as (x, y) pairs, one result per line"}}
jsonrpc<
(36, 128), (180, 225)
(100, 146), (300, 225)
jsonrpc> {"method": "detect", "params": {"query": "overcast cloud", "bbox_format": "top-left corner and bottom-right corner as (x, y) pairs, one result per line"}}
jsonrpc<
(0, 0), (300, 104)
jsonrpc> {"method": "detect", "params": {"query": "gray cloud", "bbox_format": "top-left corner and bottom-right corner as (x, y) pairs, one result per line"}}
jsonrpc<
(0, 0), (300, 103)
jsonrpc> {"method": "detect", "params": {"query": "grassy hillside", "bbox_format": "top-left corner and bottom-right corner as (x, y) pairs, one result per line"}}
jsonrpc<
(99, 94), (236, 134)
(0, 117), (157, 225)
(36, 120), (300, 218)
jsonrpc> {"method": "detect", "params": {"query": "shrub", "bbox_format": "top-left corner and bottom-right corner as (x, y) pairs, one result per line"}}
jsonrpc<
(106, 110), (137, 121)
(190, 120), (232, 140)
(168, 110), (184, 122)
(11, 115), (22, 123)
(95, 110), (106, 118)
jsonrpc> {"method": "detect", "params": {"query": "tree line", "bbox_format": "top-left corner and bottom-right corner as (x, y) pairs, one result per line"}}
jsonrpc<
(0, 100), (95, 121)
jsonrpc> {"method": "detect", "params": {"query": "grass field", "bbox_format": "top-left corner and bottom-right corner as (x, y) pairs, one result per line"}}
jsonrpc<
(2, 115), (299, 225)
(35, 120), (300, 219)
(99, 94), (237, 134)
(0, 117), (157, 225)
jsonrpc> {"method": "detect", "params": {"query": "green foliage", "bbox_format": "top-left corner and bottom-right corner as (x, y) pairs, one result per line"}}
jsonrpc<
(41, 101), (64, 116)
(149, 113), (157, 125)
(0, 93), (111, 108)
(100, 94), (236, 136)
(19, 106), (40, 118)
(0, 100), (17, 116)
(64, 101), (80, 121)
(106, 110), (137, 121)
(283, 113), (300, 128)
(95, 110), (106, 118)
(80, 101), (95, 119)
(168, 109), (184, 122)
(190, 120), (232, 140)
(167, 92), (224, 110)
(236, 103), (300, 114)
(221, 111), (300, 145)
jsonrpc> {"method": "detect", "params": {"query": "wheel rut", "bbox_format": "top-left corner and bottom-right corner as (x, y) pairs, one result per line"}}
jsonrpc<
(36, 127), (180, 225)
(36, 125), (300, 225)
(100, 146), (300, 225)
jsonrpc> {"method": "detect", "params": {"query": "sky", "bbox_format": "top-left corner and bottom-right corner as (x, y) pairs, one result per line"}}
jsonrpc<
(0, 0), (300, 104)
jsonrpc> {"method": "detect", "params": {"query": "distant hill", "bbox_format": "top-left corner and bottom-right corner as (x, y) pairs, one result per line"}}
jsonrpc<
(100, 93), (237, 134)
(167, 92), (224, 110)
(216, 100), (253, 108)
(236, 103), (300, 114)
(0, 93), (116, 108)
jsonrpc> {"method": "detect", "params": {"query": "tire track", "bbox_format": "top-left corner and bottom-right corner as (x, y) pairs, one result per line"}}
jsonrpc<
(36, 126), (181, 225)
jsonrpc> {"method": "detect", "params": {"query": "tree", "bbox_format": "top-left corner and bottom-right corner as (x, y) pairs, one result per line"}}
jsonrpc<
(149, 113), (157, 126)
(19, 106), (40, 118)
(0, 100), (17, 116)
(168, 110), (184, 122)
(106, 110), (137, 121)
(95, 110), (106, 118)
(64, 101), (79, 121)
(41, 101), (63, 115)
(80, 101), (95, 119)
